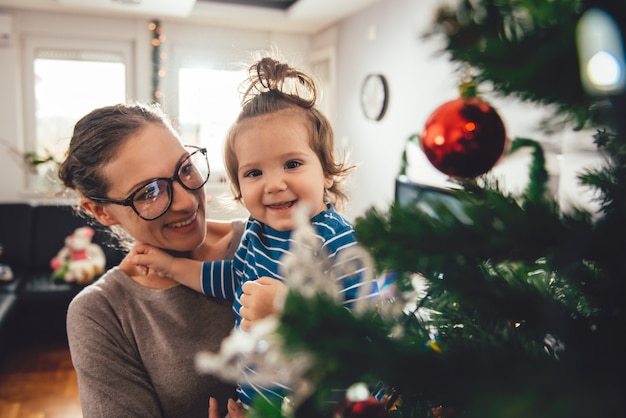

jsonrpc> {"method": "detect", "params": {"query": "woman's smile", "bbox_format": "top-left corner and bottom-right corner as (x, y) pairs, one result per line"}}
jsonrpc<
(165, 212), (198, 230)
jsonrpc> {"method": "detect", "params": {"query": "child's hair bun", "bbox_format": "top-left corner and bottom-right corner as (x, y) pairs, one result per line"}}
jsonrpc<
(241, 57), (317, 109)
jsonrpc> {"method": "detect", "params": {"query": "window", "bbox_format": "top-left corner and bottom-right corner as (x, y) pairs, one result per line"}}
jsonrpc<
(22, 37), (132, 193)
(177, 68), (244, 183)
(34, 52), (126, 164)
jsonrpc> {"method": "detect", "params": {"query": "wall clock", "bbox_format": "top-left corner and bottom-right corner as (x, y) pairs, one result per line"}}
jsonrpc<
(360, 74), (389, 121)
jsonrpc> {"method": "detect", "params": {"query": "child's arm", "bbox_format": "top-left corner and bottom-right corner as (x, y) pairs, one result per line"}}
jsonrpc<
(129, 243), (203, 293)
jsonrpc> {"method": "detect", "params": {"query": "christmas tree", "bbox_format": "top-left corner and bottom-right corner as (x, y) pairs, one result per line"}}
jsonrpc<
(198, 1), (626, 417)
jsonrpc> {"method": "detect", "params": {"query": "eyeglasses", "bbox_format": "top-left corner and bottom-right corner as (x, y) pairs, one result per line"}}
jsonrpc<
(89, 146), (210, 221)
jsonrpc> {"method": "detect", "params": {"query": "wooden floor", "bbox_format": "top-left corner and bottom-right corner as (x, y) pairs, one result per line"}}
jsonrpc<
(0, 340), (82, 418)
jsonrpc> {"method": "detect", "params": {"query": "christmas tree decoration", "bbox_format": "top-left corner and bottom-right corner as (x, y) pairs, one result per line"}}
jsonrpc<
(419, 96), (507, 179)
(576, 7), (626, 96)
(334, 382), (392, 418)
(431, 405), (459, 418)
(424, 0), (591, 129)
(335, 397), (390, 418)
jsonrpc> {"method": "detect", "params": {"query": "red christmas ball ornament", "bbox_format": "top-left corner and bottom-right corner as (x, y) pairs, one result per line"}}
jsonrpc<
(432, 405), (460, 418)
(419, 96), (507, 179)
(336, 397), (390, 418)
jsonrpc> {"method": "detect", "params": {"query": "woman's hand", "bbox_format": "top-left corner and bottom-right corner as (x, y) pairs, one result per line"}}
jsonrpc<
(208, 397), (246, 418)
(239, 277), (286, 331)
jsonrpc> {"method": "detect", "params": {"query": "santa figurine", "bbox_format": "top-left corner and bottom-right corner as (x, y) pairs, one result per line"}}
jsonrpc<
(50, 227), (106, 284)
(0, 243), (13, 281)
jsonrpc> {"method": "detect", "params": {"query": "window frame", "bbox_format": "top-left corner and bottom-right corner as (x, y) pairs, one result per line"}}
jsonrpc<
(21, 36), (134, 183)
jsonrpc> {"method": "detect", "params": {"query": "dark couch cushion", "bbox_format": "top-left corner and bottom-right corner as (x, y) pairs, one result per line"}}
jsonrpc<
(0, 204), (35, 270)
(0, 204), (126, 345)
(0, 203), (126, 288)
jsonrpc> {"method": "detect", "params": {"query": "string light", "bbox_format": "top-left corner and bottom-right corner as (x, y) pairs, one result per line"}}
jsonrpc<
(149, 19), (164, 103)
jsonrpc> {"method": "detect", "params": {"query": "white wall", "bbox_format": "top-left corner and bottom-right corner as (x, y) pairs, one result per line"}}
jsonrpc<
(333, 0), (603, 220)
(0, 40), (23, 202)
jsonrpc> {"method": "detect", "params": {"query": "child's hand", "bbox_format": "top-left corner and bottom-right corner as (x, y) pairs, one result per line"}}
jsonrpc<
(239, 277), (286, 331)
(128, 243), (174, 278)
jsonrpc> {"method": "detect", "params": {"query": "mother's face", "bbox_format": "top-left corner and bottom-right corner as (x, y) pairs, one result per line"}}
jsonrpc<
(84, 123), (208, 253)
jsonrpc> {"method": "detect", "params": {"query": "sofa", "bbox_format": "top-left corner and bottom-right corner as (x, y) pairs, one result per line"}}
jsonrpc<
(0, 203), (125, 350)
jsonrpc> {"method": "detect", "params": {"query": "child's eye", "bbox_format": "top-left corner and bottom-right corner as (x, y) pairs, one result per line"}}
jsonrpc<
(244, 169), (262, 178)
(285, 160), (302, 169)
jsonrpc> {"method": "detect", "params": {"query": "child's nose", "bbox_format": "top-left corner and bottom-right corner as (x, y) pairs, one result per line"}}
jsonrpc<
(264, 172), (287, 193)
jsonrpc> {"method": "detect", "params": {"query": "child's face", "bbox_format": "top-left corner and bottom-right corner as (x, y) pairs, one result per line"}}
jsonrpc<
(235, 111), (333, 231)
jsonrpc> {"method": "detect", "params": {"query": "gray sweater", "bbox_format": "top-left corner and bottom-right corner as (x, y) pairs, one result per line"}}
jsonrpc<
(67, 221), (244, 418)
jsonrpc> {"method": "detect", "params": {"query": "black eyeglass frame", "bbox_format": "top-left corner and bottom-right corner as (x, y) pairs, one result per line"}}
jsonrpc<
(88, 146), (210, 221)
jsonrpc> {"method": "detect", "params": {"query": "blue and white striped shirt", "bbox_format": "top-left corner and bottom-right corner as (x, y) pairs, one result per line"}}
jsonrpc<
(200, 204), (372, 407)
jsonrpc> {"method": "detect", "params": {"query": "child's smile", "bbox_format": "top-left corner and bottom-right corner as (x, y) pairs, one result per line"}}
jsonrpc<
(235, 110), (333, 231)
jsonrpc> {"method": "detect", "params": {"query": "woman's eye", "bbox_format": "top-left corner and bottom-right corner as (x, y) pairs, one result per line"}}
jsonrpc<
(135, 183), (161, 202)
(285, 160), (302, 169)
(179, 161), (194, 178)
(244, 169), (262, 178)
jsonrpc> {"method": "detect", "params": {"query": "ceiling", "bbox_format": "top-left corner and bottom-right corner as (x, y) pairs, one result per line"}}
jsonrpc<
(0, 0), (382, 34)
(199, 0), (298, 10)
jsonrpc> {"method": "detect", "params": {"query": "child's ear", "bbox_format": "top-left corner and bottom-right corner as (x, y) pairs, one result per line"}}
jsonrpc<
(324, 174), (334, 190)
(80, 197), (119, 226)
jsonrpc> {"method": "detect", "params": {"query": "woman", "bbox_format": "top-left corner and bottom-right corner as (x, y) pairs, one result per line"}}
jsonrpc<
(59, 103), (244, 417)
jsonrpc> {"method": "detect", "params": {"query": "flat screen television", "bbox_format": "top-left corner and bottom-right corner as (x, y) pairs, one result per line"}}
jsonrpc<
(394, 175), (457, 206)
